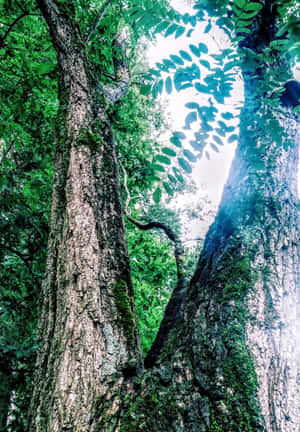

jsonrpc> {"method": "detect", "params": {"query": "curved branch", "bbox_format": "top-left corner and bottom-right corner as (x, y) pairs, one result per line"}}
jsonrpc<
(120, 162), (185, 279)
(84, 0), (113, 44)
(0, 11), (29, 49)
(103, 29), (131, 104)
(120, 162), (190, 367)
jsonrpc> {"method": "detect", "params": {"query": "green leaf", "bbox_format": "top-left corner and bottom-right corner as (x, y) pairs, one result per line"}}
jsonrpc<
(157, 79), (164, 94)
(156, 155), (171, 165)
(165, 23), (178, 37)
(185, 102), (200, 109)
(228, 134), (239, 143)
(180, 50), (192, 61)
(221, 112), (234, 120)
(154, 21), (170, 34)
(199, 59), (211, 69)
(163, 182), (173, 195)
(163, 59), (176, 70)
(184, 111), (198, 129)
(149, 68), (161, 77)
(153, 187), (162, 203)
(165, 76), (172, 94)
(204, 22), (212, 33)
(168, 174), (177, 183)
(189, 44), (200, 57)
(175, 26), (185, 39)
(198, 43), (208, 54)
(234, 0), (246, 8)
(172, 167), (184, 182)
(213, 135), (224, 146)
(178, 157), (192, 173)
(183, 149), (197, 162)
(162, 147), (176, 157)
(170, 54), (184, 65)
(173, 131), (186, 139)
(244, 2), (263, 12)
(35, 63), (56, 75)
(210, 143), (219, 153)
(195, 82), (211, 93)
(153, 163), (165, 172)
(170, 136), (182, 148)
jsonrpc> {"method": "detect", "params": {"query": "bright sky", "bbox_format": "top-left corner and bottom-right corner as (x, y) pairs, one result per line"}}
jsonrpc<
(147, 0), (299, 240)
(147, 0), (243, 238)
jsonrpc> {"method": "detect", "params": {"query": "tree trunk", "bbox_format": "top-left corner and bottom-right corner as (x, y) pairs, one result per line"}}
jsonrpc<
(29, 1), (299, 431)
(28, 2), (142, 431)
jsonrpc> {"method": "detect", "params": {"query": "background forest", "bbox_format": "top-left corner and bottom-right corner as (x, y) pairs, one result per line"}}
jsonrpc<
(0, 0), (299, 431)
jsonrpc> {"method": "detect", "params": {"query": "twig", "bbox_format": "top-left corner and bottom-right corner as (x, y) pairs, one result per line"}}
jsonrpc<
(84, 0), (113, 44)
(0, 11), (29, 49)
(120, 162), (185, 279)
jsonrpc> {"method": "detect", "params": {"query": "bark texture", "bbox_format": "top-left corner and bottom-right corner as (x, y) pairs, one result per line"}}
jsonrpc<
(28, 1), (141, 431)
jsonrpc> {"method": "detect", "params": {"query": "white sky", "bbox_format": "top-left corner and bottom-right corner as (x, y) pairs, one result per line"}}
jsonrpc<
(147, 0), (299, 240)
(147, 0), (242, 238)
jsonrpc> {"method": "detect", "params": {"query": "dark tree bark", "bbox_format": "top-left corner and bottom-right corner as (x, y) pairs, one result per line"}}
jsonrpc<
(28, 1), (299, 431)
(28, 1), (142, 431)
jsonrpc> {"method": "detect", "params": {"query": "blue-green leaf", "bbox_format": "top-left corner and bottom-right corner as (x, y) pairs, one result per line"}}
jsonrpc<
(198, 43), (208, 53)
(163, 182), (173, 195)
(153, 187), (162, 203)
(228, 134), (239, 143)
(165, 76), (172, 94)
(165, 23), (178, 37)
(221, 112), (234, 120)
(189, 44), (200, 57)
(185, 102), (200, 109)
(195, 82), (211, 93)
(199, 59), (211, 69)
(162, 147), (176, 157)
(153, 163), (165, 172)
(184, 111), (198, 129)
(183, 149), (197, 162)
(180, 50), (192, 61)
(204, 21), (212, 33)
(156, 155), (171, 165)
(170, 54), (184, 65)
(175, 26), (185, 39)
(213, 135), (224, 146)
(178, 158), (192, 173)
(170, 136), (182, 148)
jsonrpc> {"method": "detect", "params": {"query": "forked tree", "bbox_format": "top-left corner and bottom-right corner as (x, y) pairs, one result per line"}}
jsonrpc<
(2, 0), (299, 431)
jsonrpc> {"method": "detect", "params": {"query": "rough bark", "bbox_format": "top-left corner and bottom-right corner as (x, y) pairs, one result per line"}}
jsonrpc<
(28, 1), (142, 431)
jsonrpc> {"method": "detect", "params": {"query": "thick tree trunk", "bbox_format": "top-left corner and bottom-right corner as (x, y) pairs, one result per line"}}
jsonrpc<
(28, 2), (141, 431)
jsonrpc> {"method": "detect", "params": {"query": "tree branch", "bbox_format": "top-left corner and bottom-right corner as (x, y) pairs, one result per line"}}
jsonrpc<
(120, 162), (184, 279)
(120, 162), (189, 368)
(84, 0), (113, 44)
(102, 29), (131, 104)
(0, 11), (29, 49)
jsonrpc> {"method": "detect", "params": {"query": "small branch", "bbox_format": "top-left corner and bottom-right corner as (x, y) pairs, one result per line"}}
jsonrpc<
(120, 162), (184, 279)
(84, 0), (113, 44)
(103, 29), (131, 104)
(0, 11), (29, 49)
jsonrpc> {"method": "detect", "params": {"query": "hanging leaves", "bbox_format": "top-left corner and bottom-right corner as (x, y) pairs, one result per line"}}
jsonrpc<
(178, 157), (192, 173)
(165, 76), (172, 94)
(183, 149), (197, 162)
(184, 111), (198, 129)
(153, 187), (162, 203)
